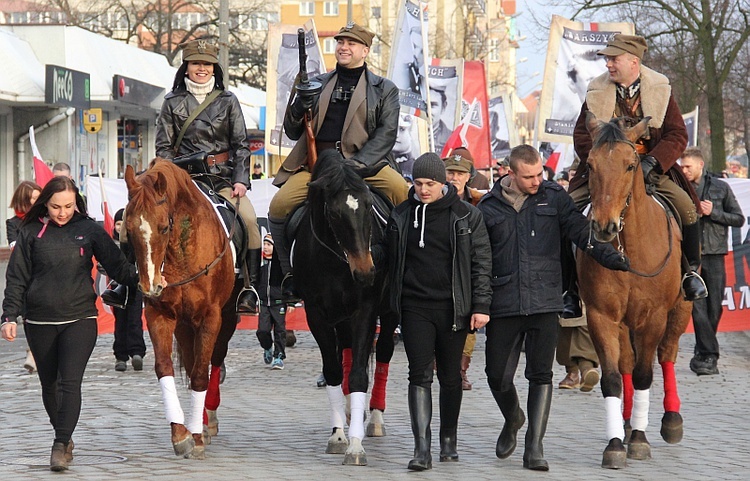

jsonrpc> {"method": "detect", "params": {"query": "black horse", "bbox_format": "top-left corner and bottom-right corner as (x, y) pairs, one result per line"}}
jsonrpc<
(293, 149), (397, 466)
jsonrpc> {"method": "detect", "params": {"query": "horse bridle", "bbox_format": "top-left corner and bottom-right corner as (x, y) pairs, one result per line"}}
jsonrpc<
(585, 139), (673, 278)
(309, 201), (351, 264)
(153, 194), (241, 288)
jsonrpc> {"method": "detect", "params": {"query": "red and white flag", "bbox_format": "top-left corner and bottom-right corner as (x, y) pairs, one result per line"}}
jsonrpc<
(440, 99), (478, 158)
(29, 126), (54, 188)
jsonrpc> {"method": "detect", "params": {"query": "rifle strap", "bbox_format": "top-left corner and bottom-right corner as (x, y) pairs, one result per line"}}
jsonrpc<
(173, 89), (222, 154)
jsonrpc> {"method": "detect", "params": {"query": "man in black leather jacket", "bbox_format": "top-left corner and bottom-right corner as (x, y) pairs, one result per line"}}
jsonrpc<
(680, 148), (745, 375)
(268, 23), (409, 299)
(477, 145), (630, 471)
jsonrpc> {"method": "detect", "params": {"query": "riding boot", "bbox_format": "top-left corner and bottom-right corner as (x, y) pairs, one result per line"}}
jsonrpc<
(439, 385), (462, 462)
(269, 216), (300, 304)
(491, 386), (526, 459)
(681, 222), (708, 301)
(407, 384), (433, 471)
(562, 289), (582, 319)
(101, 282), (129, 309)
(237, 248), (261, 314)
(523, 383), (552, 471)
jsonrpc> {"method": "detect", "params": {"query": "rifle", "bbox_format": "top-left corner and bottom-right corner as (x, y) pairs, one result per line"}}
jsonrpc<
(296, 28), (323, 170)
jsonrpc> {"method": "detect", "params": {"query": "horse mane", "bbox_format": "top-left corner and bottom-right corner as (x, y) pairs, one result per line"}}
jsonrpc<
(128, 159), (196, 213)
(592, 118), (630, 150)
(310, 150), (368, 195)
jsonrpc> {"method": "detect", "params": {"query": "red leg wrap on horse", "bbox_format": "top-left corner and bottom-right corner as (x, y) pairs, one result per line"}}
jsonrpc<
(205, 364), (222, 411)
(369, 362), (389, 411)
(342, 348), (352, 396)
(661, 361), (680, 412)
(622, 373), (634, 420)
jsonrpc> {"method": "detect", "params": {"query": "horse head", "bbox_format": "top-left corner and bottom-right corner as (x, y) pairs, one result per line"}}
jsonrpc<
(124, 160), (174, 297)
(307, 150), (376, 286)
(585, 112), (651, 243)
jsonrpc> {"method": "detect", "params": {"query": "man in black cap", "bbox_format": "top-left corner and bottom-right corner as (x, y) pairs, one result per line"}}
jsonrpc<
(268, 22), (408, 299)
(570, 33), (707, 305)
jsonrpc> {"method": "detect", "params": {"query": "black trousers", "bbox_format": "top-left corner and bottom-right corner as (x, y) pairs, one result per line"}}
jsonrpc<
(692, 254), (726, 358)
(256, 301), (287, 358)
(485, 312), (559, 391)
(25, 318), (98, 444)
(113, 290), (146, 361)
(401, 306), (467, 390)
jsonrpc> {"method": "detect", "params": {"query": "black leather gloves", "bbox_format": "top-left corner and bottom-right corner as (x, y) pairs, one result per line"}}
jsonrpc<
(640, 155), (660, 182)
(290, 92), (316, 119)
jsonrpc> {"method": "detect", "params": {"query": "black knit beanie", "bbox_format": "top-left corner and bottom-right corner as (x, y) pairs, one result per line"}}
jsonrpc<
(114, 208), (125, 223)
(412, 152), (446, 183)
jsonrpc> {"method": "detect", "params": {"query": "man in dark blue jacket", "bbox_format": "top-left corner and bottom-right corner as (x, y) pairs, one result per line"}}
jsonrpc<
(477, 145), (630, 471)
(680, 148), (745, 376)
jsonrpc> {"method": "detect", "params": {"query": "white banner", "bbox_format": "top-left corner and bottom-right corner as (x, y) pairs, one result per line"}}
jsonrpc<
(388, 0), (429, 119)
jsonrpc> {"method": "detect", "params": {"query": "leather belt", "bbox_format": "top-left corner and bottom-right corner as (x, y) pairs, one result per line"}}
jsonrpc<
(206, 151), (230, 166)
(316, 141), (341, 155)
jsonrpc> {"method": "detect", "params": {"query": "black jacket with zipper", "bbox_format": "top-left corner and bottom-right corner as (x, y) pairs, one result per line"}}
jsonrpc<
(695, 173), (745, 255)
(379, 184), (492, 331)
(2, 213), (138, 324)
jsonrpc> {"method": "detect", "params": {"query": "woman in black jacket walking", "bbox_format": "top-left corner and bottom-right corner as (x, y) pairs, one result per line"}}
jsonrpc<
(380, 153), (492, 470)
(1, 176), (138, 471)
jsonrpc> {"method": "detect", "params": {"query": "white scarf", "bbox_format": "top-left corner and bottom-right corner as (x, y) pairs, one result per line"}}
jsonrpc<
(185, 76), (216, 103)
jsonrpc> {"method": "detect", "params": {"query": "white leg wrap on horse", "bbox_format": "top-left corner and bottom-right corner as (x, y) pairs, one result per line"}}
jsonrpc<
(159, 376), (185, 425)
(604, 396), (625, 441)
(188, 389), (207, 434)
(631, 389), (650, 431)
(348, 391), (366, 441)
(326, 385), (346, 429)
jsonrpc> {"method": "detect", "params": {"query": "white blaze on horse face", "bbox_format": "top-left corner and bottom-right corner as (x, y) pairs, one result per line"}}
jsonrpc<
(346, 194), (359, 212)
(139, 214), (158, 290)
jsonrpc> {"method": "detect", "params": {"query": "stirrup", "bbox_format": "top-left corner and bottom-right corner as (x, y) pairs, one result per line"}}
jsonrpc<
(236, 286), (259, 314)
(681, 271), (708, 301)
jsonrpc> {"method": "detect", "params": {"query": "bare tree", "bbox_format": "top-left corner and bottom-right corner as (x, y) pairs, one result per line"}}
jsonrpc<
(567, 0), (750, 173)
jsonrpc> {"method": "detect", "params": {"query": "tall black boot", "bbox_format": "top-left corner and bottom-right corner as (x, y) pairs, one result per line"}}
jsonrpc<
(523, 383), (552, 471)
(681, 222), (708, 301)
(237, 248), (261, 314)
(269, 216), (300, 304)
(491, 386), (525, 459)
(439, 385), (462, 462)
(407, 385), (433, 471)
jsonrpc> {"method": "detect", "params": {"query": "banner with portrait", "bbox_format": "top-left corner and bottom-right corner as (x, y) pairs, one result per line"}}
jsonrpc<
(683, 106), (699, 147)
(265, 20), (326, 156)
(388, 0), (429, 119)
(488, 94), (516, 161)
(427, 59), (463, 154)
(537, 15), (634, 144)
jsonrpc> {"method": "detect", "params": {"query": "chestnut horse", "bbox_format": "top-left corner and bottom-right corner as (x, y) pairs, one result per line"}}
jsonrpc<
(292, 150), (397, 465)
(124, 160), (239, 459)
(577, 114), (692, 469)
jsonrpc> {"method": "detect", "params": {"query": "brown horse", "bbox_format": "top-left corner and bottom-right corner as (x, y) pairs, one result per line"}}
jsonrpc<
(124, 160), (239, 459)
(577, 114), (692, 469)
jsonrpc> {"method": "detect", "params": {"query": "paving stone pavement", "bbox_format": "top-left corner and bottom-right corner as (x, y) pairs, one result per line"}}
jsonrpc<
(1, 325), (749, 480)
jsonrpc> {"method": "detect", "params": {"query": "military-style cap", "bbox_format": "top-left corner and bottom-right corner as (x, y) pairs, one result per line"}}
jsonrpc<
(598, 34), (648, 59)
(443, 147), (474, 173)
(181, 39), (219, 63)
(334, 22), (374, 48)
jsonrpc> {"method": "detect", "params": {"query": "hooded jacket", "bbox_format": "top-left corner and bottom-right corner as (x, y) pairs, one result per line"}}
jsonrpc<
(2, 213), (137, 324)
(382, 184), (492, 331)
(155, 88), (251, 188)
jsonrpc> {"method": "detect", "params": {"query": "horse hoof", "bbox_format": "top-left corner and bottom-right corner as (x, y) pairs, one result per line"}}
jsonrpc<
(206, 409), (219, 437)
(602, 438), (627, 469)
(342, 438), (367, 466)
(172, 436), (195, 457)
(627, 430), (651, 460)
(366, 409), (386, 437)
(660, 412), (683, 444)
(326, 427), (348, 454)
(623, 420), (632, 444)
(186, 445), (205, 460)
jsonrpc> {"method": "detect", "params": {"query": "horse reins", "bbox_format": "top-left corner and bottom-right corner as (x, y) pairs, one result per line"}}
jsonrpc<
(159, 194), (241, 288)
(586, 140), (674, 278)
(309, 202), (349, 264)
